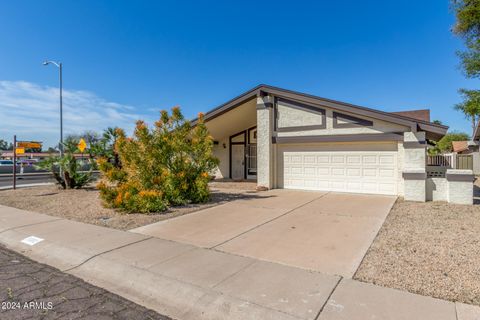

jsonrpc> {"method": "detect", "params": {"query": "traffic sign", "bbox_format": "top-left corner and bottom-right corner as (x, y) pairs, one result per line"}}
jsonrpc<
(17, 141), (42, 149)
(78, 138), (87, 152)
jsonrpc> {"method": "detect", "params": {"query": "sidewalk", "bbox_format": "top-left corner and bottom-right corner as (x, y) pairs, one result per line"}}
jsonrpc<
(0, 204), (478, 320)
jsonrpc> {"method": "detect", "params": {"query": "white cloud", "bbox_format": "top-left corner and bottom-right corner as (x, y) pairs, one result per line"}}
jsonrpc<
(0, 80), (156, 148)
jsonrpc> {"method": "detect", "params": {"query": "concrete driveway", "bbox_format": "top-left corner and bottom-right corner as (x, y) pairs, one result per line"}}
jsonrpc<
(131, 190), (396, 278)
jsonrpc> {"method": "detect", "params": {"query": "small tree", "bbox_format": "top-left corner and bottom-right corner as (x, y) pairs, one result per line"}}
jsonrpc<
(37, 140), (94, 189)
(97, 107), (218, 213)
(454, 89), (480, 134)
(435, 131), (470, 153)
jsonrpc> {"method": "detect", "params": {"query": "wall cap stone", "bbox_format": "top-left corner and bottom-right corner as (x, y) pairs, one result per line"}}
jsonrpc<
(403, 169), (427, 180)
(446, 169), (475, 182)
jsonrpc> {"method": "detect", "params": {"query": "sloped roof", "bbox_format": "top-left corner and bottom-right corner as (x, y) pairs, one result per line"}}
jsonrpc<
(391, 109), (430, 122)
(194, 84), (448, 140)
(452, 141), (469, 153)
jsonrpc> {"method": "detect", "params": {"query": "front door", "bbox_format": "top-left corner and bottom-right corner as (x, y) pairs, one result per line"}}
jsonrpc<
(231, 145), (245, 180)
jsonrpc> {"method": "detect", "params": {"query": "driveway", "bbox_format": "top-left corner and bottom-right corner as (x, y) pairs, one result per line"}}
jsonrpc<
(131, 190), (396, 278)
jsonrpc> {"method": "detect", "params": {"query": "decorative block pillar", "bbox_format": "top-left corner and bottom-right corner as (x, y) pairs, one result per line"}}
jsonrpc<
(446, 169), (474, 205)
(402, 132), (427, 202)
(256, 93), (274, 190)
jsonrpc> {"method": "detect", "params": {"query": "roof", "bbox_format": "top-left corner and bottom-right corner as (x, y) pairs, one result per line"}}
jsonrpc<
(194, 84), (449, 140)
(452, 141), (469, 153)
(390, 109), (430, 122)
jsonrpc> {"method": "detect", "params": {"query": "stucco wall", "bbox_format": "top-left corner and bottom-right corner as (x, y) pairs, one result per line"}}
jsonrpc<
(257, 96), (273, 188)
(276, 108), (409, 137)
(212, 137), (229, 179)
(397, 142), (405, 197)
(277, 102), (324, 128)
(426, 177), (448, 201)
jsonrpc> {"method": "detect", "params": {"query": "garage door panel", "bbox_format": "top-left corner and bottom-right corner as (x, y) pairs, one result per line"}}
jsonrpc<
(331, 155), (345, 164)
(317, 156), (329, 164)
(362, 168), (377, 177)
(346, 168), (361, 177)
(282, 150), (397, 195)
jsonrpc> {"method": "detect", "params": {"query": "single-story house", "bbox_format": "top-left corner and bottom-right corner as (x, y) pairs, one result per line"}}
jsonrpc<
(452, 141), (470, 154)
(195, 84), (473, 203)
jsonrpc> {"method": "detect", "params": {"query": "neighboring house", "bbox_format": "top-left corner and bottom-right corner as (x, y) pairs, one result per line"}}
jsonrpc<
(196, 84), (457, 202)
(452, 141), (470, 154)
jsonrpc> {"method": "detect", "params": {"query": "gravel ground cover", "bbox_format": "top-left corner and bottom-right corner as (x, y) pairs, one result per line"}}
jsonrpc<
(0, 180), (258, 231)
(355, 183), (480, 306)
(0, 245), (171, 320)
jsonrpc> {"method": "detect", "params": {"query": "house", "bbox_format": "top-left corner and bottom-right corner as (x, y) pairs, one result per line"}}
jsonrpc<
(196, 84), (473, 203)
(452, 141), (470, 154)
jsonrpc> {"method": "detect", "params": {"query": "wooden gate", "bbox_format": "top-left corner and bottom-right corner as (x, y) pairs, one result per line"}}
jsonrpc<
(456, 154), (473, 170)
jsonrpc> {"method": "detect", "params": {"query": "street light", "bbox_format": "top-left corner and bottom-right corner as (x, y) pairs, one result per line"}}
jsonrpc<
(43, 60), (63, 157)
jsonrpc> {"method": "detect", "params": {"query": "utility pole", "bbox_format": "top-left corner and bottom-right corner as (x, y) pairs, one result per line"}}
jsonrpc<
(13, 135), (16, 190)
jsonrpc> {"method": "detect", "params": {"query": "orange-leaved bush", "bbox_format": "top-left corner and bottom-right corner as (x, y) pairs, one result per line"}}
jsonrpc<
(97, 107), (218, 213)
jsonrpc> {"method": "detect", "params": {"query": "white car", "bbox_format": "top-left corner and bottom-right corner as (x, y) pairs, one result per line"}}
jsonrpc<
(0, 160), (14, 166)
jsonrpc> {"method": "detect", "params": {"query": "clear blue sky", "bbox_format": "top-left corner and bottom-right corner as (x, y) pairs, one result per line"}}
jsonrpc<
(0, 0), (477, 147)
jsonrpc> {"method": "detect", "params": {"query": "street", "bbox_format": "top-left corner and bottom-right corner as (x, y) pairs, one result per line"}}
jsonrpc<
(0, 172), (99, 188)
(0, 173), (55, 188)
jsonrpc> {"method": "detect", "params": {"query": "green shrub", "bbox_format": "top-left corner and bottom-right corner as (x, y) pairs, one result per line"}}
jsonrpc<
(97, 107), (218, 213)
(37, 140), (94, 189)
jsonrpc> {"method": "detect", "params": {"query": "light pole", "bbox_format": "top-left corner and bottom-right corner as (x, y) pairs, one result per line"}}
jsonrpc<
(43, 60), (63, 157)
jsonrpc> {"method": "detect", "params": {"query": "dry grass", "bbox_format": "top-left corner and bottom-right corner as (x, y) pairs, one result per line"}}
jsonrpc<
(0, 180), (257, 231)
(355, 182), (480, 306)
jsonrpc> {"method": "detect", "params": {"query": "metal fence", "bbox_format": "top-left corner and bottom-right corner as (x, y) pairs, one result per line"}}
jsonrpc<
(427, 154), (454, 167)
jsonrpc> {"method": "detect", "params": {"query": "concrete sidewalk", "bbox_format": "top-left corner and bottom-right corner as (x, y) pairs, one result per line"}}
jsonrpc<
(0, 204), (478, 320)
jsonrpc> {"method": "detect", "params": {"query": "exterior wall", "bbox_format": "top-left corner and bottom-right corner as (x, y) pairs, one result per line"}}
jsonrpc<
(397, 142), (405, 197)
(257, 95), (274, 189)
(471, 145), (480, 175)
(404, 176), (426, 202)
(426, 177), (448, 201)
(276, 107), (409, 137)
(402, 132), (426, 202)
(447, 169), (474, 205)
(211, 137), (229, 179)
(277, 103), (324, 128)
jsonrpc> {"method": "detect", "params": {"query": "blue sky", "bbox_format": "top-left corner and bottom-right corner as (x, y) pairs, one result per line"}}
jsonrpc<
(0, 0), (477, 148)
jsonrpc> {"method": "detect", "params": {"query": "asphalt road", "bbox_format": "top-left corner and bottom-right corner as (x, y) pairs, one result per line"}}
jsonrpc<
(0, 174), (55, 188)
(0, 172), (99, 188)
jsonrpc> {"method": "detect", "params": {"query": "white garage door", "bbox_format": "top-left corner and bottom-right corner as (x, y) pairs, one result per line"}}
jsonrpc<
(282, 151), (398, 195)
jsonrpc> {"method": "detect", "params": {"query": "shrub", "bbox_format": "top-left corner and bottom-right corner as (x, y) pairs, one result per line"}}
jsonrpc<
(37, 140), (94, 189)
(97, 107), (218, 213)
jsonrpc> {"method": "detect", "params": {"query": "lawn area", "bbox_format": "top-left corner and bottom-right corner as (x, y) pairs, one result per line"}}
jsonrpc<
(0, 180), (257, 231)
(355, 183), (480, 306)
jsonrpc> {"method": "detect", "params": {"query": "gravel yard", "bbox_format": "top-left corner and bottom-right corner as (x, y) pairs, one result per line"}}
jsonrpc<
(0, 180), (257, 231)
(355, 185), (480, 306)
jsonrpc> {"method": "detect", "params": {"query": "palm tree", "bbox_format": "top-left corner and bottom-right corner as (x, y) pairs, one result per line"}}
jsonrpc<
(102, 127), (121, 167)
(454, 88), (480, 135)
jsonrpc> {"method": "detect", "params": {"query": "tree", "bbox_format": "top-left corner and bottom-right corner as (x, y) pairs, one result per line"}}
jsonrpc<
(436, 131), (470, 153)
(97, 107), (219, 213)
(452, 0), (480, 77)
(0, 139), (13, 150)
(432, 120), (443, 125)
(454, 88), (480, 133)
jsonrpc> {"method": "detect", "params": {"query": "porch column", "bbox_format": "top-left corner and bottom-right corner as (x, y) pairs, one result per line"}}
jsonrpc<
(402, 131), (427, 202)
(256, 93), (274, 190)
